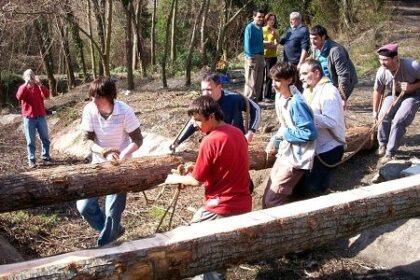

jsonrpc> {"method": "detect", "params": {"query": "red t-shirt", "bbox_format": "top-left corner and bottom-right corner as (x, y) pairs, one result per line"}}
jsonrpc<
(192, 124), (252, 215)
(16, 84), (50, 118)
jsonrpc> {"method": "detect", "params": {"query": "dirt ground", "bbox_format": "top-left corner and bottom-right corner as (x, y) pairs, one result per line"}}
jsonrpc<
(0, 72), (419, 279)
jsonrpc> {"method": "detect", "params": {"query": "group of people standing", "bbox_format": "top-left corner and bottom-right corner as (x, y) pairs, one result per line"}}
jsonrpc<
(14, 7), (419, 280)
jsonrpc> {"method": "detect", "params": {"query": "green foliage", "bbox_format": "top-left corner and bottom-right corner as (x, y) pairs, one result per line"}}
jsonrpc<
(56, 106), (80, 123)
(1, 71), (23, 105)
(111, 66), (128, 73)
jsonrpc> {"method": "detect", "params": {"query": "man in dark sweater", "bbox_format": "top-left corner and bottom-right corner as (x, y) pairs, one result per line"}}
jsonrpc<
(170, 73), (261, 151)
(279, 12), (310, 69)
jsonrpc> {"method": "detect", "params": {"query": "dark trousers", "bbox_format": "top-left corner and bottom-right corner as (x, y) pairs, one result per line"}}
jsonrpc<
(295, 145), (345, 196)
(264, 57), (277, 100)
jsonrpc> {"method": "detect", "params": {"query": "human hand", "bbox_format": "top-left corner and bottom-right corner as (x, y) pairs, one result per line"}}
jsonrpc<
(164, 174), (199, 186)
(245, 131), (254, 143)
(169, 143), (178, 153)
(400, 82), (414, 93)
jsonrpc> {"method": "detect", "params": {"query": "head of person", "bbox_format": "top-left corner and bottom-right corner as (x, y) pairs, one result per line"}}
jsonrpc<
(269, 62), (297, 92)
(377, 43), (399, 72)
(309, 25), (329, 50)
(23, 69), (35, 84)
(187, 96), (224, 134)
(201, 73), (223, 101)
(289, 12), (302, 28)
(264, 13), (277, 28)
(299, 59), (324, 89)
(253, 9), (265, 27)
(89, 76), (117, 109)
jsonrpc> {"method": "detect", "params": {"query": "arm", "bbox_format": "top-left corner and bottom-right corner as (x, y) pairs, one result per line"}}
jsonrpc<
(330, 47), (352, 100)
(372, 89), (384, 120)
(282, 98), (317, 144)
(313, 87), (343, 129)
(16, 85), (26, 101)
(278, 28), (290, 45)
(298, 27), (310, 68)
(244, 97), (261, 142)
(171, 119), (197, 149)
(119, 127), (143, 161)
(244, 25), (251, 56)
(82, 130), (119, 160)
(35, 76), (50, 99)
(401, 80), (420, 93)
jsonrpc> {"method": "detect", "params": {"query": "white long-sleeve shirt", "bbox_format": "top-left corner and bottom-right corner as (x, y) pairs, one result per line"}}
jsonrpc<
(303, 77), (346, 154)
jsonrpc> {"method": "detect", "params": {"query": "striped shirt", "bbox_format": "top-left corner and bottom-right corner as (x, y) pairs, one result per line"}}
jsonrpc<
(81, 100), (140, 163)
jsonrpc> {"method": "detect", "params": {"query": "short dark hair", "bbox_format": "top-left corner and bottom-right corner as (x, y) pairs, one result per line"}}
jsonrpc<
(377, 49), (398, 58)
(310, 25), (329, 39)
(253, 9), (265, 16)
(270, 62), (297, 85)
(202, 73), (221, 85)
(188, 96), (224, 121)
(89, 77), (117, 104)
(302, 58), (324, 77)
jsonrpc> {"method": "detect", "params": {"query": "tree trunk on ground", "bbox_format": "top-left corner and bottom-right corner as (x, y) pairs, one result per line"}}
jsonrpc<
(123, 0), (134, 90)
(185, 0), (206, 86)
(0, 126), (374, 214)
(161, 0), (176, 88)
(34, 16), (57, 96)
(150, 0), (157, 66)
(1, 175), (419, 279)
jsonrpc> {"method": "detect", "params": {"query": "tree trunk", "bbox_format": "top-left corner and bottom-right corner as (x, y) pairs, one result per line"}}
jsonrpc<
(170, 0), (178, 62)
(87, 0), (97, 79)
(185, 0), (206, 86)
(34, 16), (57, 96)
(150, 0), (157, 65)
(68, 11), (88, 82)
(1, 175), (419, 279)
(90, 0), (106, 76)
(104, 0), (113, 77)
(123, 1), (134, 90)
(56, 16), (76, 89)
(212, 0), (253, 71)
(132, 0), (146, 78)
(200, 0), (210, 66)
(341, 0), (354, 29)
(0, 126), (374, 214)
(161, 0), (176, 88)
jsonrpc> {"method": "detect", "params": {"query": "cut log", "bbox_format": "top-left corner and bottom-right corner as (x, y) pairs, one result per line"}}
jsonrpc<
(1, 175), (419, 279)
(0, 126), (375, 213)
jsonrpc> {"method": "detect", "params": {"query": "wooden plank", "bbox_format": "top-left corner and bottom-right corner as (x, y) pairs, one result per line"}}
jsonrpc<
(1, 174), (419, 279)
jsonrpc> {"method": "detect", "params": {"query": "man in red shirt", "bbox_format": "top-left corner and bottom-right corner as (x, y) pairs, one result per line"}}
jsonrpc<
(16, 69), (51, 168)
(165, 95), (252, 279)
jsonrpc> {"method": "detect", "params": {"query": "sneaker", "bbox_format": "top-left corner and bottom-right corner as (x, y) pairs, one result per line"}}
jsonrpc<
(380, 154), (394, 164)
(376, 145), (386, 156)
(42, 157), (53, 165)
(28, 161), (37, 168)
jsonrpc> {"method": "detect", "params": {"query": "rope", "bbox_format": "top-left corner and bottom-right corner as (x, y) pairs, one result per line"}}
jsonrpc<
(317, 90), (407, 168)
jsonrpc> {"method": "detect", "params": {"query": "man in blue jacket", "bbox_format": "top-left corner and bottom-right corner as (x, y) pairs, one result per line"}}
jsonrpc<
(279, 12), (310, 69)
(170, 73), (261, 151)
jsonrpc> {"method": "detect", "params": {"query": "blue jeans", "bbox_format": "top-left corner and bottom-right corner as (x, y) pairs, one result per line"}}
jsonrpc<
(23, 116), (50, 163)
(76, 193), (126, 246)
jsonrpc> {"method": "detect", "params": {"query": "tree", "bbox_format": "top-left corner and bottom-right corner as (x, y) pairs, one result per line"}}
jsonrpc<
(34, 16), (57, 96)
(122, 0), (135, 90)
(161, 0), (176, 88)
(185, 0), (207, 86)
(56, 15), (76, 89)
(150, 0), (157, 65)
(199, 0), (211, 66)
(170, 0), (178, 62)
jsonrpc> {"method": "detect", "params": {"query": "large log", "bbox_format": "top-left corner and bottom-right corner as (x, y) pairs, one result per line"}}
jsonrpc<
(0, 126), (375, 213)
(1, 175), (419, 279)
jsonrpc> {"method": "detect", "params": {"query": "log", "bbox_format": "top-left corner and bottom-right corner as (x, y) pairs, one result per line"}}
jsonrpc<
(0, 126), (375, 213)
(1, 175), (419, 279)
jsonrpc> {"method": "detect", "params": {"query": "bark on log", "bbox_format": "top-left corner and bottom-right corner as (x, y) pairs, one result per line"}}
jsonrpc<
(1, 175), (419, 279)
(0, 126), (375, 213)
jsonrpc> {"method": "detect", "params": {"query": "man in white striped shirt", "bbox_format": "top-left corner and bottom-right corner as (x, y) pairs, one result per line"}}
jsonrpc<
(78, 77), (143, 246)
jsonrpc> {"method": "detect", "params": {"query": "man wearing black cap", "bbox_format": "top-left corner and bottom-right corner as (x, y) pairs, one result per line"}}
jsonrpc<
(373, 43), (420, 163)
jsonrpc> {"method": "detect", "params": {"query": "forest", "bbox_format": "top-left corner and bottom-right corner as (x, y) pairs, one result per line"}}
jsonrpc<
(0, 0), (386, 105)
